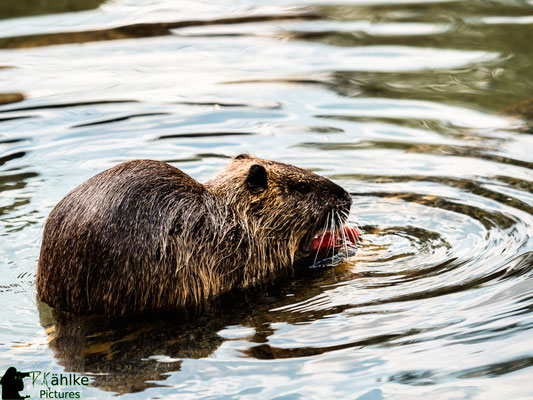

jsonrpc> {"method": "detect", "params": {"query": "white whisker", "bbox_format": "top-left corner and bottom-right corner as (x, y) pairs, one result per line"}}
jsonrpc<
(338, 211), (348, 255)
(313, 211), (330, 265)
(328, 210), (334, 260)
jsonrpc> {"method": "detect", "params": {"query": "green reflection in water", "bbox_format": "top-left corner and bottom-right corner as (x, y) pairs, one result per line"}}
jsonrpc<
(309, 1), (533, 111)
(0, 0), (105, 20)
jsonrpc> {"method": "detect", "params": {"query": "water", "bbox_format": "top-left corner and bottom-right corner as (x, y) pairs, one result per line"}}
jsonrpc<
(1, 0), (533, 398)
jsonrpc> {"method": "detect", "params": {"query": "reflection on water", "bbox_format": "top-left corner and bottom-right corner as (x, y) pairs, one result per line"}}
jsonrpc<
(37, 267), (341, 394)
(0, 0), (105, 20)
(1, 0), (532, 398)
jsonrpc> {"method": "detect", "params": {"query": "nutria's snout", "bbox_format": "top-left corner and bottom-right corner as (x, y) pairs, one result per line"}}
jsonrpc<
(339, 187), (352, 210)
(343, 189), (353, 206)
(326, 179), (352, 208)
(296, 183), (353, 259)
(331, 182), (352, 217)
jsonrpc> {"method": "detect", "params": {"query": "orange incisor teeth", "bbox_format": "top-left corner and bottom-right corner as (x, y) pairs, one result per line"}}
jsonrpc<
(313, 226), (359, 252)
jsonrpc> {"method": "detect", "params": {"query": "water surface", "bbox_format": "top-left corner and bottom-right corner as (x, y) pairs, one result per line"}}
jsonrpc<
(1, 0), (533, 398)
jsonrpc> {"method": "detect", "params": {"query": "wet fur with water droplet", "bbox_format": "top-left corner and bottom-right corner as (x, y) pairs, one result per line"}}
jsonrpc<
(36, 154), (352, 316)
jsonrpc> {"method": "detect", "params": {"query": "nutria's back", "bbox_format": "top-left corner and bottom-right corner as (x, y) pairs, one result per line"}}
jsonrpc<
(36, 155), (352, 316)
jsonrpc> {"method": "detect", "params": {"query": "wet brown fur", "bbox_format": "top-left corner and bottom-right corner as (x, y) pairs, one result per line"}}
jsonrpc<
(36, 155), (351, 316)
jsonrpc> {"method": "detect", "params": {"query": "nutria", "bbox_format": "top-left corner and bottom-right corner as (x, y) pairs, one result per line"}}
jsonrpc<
(36, 154), (352, 316)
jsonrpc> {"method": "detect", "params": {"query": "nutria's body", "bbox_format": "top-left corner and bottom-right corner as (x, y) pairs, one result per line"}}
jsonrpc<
(36, 155), (352, 316)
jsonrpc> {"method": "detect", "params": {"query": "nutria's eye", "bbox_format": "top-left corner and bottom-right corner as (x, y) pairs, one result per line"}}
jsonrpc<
(245, 164), (268, 191)
(291, 181), (311, 194)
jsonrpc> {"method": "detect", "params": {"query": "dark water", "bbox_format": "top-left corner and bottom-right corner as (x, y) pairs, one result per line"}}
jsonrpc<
(1, 0), (533, 399)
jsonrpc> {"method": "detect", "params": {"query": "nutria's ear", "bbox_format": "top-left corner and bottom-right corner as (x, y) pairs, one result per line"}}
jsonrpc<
(235, 153), (251, 160)
(245, 164), (268, 191)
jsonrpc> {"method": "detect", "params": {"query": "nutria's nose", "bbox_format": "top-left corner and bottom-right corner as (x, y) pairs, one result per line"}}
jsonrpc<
(343, 189), (352, 205)
(330, 181), (352, 206)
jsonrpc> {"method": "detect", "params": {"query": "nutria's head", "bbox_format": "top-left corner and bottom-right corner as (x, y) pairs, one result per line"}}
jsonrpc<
(205, 154), (352, 260)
